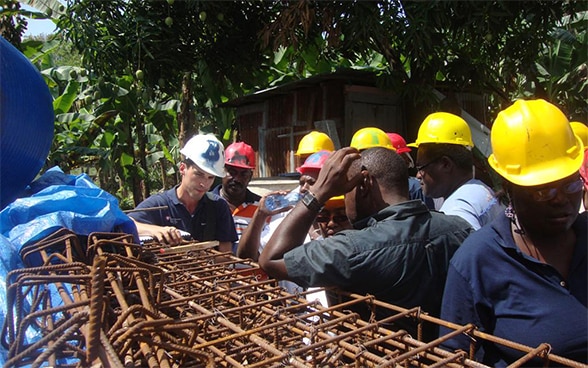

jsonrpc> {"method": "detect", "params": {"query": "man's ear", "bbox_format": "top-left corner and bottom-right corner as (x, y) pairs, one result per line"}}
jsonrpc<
(357, 171), (372, 198)
(439, 155), (453, 170)
(179, 161), (187, 176)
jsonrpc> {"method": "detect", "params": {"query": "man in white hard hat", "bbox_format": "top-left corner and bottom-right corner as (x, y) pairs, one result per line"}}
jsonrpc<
(129, 134), (237, 252)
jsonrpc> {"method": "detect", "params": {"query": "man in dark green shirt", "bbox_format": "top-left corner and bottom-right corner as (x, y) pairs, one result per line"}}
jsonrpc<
(259, 147), (473, 339)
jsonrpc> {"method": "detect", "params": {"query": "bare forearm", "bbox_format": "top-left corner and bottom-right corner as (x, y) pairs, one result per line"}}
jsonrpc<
(259, 202), (320, 278)
(236, 209), (269, 261)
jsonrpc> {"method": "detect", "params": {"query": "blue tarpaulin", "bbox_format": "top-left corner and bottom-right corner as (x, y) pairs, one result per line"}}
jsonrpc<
(0, 166), (139, 365)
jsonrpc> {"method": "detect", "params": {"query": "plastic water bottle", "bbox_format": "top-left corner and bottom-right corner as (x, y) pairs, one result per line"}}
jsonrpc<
(264, 191), (301, 211)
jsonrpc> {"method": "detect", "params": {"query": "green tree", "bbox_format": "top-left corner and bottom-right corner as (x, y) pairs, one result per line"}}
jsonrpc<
(5, 0), (586, 207)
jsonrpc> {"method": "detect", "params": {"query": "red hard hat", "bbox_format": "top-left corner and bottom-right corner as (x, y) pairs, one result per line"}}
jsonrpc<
(225, 141), (255, 169)
(296, 150), (331, 175)
(386, 133), (412, 154)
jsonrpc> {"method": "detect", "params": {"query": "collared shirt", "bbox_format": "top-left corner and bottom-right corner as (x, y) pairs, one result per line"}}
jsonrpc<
(129, 185), (237, 243)
(439, 212), (587, 366)
(283, 200), (473, 318)
(440, 178), (504, 230)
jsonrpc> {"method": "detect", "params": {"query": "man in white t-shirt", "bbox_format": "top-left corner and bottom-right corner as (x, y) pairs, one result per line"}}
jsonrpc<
(409, 112), (503, 230)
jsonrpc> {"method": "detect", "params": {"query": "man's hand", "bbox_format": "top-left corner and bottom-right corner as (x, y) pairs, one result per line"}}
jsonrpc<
(258, 191), (295, 217)
(310, 147), (363, 204)
(152, 226), (184, 245)
(132, 219), (184, 245)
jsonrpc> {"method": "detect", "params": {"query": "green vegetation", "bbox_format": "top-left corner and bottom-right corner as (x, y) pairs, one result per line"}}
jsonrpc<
(2, 0), (586, 208)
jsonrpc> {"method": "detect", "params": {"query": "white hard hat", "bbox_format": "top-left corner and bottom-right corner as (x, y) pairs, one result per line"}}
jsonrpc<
(180, 134), (226, 177)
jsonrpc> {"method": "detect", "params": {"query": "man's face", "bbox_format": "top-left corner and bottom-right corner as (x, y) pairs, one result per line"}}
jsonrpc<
(181, 162), (216, 200)
(317, 206), (352, 237)
(222, 164), (253, 199)
(299, 170), (319, 193)
(510, 173), (582, 237)
(415, 146), (445, 199)
(343, 163), (366, 223)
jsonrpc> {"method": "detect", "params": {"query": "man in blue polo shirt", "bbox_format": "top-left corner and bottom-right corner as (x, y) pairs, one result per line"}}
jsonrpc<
(129, 134), (237, 252)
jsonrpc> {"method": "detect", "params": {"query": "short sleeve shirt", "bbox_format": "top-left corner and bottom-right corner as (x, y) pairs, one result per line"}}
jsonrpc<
(439, 212), (587, 366)
(129, 185), (237, 243)
(440, 178), (503, 230)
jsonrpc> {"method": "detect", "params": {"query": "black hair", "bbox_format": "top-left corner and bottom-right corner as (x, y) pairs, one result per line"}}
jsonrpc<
(359, 147), (409, 196)
(419, 143), (473, 172)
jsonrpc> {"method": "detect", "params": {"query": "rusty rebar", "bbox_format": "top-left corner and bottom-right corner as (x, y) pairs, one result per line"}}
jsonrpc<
(3, 231), (585, 368)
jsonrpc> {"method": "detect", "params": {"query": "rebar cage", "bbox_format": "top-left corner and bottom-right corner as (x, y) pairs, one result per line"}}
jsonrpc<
(2, 229), (585, 368)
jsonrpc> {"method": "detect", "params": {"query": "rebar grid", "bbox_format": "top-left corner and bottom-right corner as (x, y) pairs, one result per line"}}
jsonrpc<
(2, 229), (586, 368)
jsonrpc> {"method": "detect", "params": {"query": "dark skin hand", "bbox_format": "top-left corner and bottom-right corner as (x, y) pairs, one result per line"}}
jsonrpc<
(236, 190), (293, 260)
(259, 147), (363, 279)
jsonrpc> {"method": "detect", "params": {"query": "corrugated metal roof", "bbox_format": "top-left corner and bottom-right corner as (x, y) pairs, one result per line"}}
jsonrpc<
(220, 69), (378, 107)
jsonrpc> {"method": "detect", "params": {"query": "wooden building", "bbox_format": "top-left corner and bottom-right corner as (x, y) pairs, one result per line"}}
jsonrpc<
(222, 69), (490, 178)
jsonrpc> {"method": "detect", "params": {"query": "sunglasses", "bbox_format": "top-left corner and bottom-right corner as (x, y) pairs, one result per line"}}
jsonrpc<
(415, 157), (442, 174)
(315, 214), (349, 224)
(531, 178), (584, 202)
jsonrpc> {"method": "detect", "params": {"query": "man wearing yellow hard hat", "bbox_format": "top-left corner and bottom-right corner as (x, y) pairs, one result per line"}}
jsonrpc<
(440, 99), (586, 365)
(408, 112), (503, 230)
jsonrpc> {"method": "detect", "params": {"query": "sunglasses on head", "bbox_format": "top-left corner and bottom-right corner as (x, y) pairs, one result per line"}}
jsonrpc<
(530, 178), (584, 202)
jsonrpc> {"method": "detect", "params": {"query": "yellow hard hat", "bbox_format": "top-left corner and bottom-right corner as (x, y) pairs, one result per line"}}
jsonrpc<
(408, 112), (473, 148)
(324, 195), (345, 209)
(350, 127), (395, 151)
(488, 99), (584, 186)
(295, 131), (335, 156)
(570, 122), (588, 151)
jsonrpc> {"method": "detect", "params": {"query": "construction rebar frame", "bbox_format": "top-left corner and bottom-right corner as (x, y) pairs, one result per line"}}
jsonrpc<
(2, 228), (586, 368)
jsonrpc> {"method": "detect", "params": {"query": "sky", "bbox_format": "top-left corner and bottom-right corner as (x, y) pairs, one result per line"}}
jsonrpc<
(21, 4), (58, 37)
(23, 18), (57, 36)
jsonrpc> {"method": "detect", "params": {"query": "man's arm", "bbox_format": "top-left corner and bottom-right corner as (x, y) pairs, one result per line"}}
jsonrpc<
(217, 241), (233, 254)
(236, 192), (291, 261)
(259, 148), (362, 279)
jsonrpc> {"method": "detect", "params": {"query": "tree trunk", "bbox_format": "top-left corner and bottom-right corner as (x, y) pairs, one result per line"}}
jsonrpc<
(136, 112), (149, 199)
(178, 72), (196, 150)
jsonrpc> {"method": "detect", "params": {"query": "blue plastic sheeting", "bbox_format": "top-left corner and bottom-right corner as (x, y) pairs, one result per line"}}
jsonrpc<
(0, 36), (55, 210)
(0, 167), (138, 365)
(0, 167), (139, 251)
(0, 234), (23, 365)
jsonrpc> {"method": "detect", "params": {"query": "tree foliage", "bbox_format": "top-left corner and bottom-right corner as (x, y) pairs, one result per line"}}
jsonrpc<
(3, 0), (586, 207)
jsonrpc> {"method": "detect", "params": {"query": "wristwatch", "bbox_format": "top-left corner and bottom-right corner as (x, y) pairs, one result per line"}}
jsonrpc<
(301, 191), (323, 211)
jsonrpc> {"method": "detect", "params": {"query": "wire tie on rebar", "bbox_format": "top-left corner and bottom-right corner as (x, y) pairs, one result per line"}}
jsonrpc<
(273, 307), (282, 318)
(355, 343), (366, 359)
(213, 308), (227, 321)
(540, 343), (552, 359)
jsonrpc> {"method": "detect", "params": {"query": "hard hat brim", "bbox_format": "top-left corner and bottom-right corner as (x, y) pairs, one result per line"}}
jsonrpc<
(225, 162), (255, 170)
(488, 135), (584, 186)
